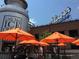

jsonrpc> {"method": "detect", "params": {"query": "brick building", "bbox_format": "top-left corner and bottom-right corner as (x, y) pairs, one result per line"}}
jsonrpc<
(30, 20), (79, 39)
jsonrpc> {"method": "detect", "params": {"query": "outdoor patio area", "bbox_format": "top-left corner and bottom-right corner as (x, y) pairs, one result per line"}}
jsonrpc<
(0, 28), (78, 59)
(0, 0), (79, 59)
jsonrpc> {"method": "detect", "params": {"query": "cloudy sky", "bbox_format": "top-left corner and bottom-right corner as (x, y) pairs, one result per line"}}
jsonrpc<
(0, 0), (79, 26)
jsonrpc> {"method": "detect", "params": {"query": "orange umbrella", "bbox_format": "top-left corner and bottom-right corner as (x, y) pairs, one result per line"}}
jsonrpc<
(57, 43), (66, 47)
(39, 42), (49, 46)
(72, 39), (79, 44)
(75, 43), (79, 46)
(0, 28), (35, 41)
(72, 39), (79, 46)
(41, 32), (75, 43)
(19, 40), (39, 45)
(19, 40), (49, 46)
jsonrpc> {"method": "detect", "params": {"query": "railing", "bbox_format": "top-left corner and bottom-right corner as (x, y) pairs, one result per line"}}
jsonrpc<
(44, 49), (79, 59)
(0, 50), (79, 59)
(0, 52), (14, 59)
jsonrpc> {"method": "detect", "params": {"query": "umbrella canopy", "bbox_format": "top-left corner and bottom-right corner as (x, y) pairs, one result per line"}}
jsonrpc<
(0, 28), (35, 41)
(41, 32), (75, 43)
(72, 39), (79, 45)
(19, 40), (49, 46)
(19, 40), (39, 45)
(72, 39), (79, 44)
(39, 42), (49, 46)
(57, 43), (66, 47)
(75, 43), (79, 46)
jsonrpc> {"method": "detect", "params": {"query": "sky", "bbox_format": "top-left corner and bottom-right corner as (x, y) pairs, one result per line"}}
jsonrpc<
(0, 0), (79, 26)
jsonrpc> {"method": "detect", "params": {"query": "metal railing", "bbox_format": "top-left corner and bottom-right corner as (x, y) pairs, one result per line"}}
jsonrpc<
(0, 52), (14, 59)
(0, 50), (79, 59)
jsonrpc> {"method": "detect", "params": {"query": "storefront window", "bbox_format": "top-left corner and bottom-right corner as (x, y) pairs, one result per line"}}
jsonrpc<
(69, 30), (78, 37)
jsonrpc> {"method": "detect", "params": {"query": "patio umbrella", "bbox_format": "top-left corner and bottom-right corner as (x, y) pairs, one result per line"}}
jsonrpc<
(41, 32), (75, 43)
(41, 32), (75, 59)
(19, 40), (49, 46)
(75, 43), (79, 46)
(0, 28), (35, 41)
(19, 40), (39, 45)
(72, 39), (79, 44)
(39, 42), (49, 46)
(57, 43), (66, 47)
(72, 39), (79, 45)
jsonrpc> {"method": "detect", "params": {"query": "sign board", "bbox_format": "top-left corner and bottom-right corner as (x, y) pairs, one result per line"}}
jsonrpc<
(2, 15), (22, 31)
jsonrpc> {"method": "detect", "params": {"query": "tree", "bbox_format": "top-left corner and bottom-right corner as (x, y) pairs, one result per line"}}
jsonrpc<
(39, 31), (52, 39)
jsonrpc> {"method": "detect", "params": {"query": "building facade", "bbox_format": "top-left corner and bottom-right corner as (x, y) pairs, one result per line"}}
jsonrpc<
(30, 20), (79, 39)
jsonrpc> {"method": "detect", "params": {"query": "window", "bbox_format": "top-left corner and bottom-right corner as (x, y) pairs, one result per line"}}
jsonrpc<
(58, 31), (64, 34)
(35, 34), (40, 39)
(69, 30), (78, 37)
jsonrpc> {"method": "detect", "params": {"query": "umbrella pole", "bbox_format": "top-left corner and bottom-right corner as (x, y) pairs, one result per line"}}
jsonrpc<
(63, 46), (66, 58)
(12, 22), (18, 58)
(14, 33), (18, 54)
(14, 21), (18, 52)
(56, 39), (60, 59)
